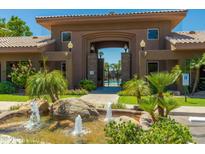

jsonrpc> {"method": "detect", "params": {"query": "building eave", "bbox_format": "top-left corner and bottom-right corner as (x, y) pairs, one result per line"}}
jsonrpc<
(36, 10), (187, 30)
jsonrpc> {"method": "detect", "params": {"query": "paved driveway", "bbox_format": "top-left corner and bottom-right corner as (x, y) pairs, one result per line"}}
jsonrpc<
(80, 87), (121, 106)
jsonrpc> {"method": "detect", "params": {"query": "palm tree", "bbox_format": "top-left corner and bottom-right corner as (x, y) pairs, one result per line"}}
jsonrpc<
(190, 53), (205, 94)
(123, 75), (150, 103)
(26, 58), (68, 103)
(104, 62), (110, 86)
(146, 72), (179, 116)
(139, 96), (158, 122)
(98, 50), (104, 59)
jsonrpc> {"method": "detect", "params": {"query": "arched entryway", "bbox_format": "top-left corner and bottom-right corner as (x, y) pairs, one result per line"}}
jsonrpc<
(82, 32), (136, 87)
(91, 40), (128, 87)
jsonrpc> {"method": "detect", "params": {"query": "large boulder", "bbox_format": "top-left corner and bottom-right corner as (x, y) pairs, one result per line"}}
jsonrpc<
(0, 99), (49, 123)
(139, 113), (153, 130)
(19, 99), (49, 115)
(51, 98), (99, 121)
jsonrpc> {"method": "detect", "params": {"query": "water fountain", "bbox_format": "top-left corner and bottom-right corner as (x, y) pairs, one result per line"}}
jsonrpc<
(104, 102), (112, 122)
(72, 115), (83, 136)
(25, 100), (41, 131)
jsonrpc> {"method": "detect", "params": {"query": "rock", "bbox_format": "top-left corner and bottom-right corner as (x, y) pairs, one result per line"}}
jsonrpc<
(0, 110), (27, 124)
(48, 120), (74, 131)
(0, 99), (49, 123)
(19, 99), (49, 115)
(139, 113), (153, 130)
(52, 98), (99, 121)
(114, 116), (139, 126)
(48, 121), (59, 131)
(0, 121), (25, 133)
(59, 120), (74, 128)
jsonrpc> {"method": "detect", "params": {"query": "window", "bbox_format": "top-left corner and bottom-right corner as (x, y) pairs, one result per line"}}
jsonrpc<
(61, 62), (66, 77)
(61, 32), (71, 42)
(147, 28), (159, 40)
(147, 61), (159, 74)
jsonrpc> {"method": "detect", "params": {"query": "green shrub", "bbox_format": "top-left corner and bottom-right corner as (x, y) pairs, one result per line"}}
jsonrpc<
(0, 81), (16, 94)
(9, 61), (36, 88)
(143, 117), (194, 144)
(105, 117), (194, 144)
(105, 121), (143, 144)
(66, 89), (88, 95)
(79, 80), (96, 91)
(111, 103), (126, 109)
(10, 104), (21, 110)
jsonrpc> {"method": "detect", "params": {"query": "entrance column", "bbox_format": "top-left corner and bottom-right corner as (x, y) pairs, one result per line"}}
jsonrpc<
(1, 60), (6, 81)
(88, 53), (98, 85)
(121, 52), (131, 82)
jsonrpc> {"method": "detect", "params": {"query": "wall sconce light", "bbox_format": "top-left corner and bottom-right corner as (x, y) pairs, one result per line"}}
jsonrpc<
(90, 44), (95, 53)
(124, 44), (128, 53)
(140, 40), (146, 51)
(144, 51), (148, 57)
(67, 41), (73, 52)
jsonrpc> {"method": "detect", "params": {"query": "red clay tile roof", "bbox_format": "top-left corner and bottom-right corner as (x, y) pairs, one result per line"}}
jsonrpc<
(0, 36), (55, 48)
(36, 10), (187, 19)
(166, 31), (205, 44)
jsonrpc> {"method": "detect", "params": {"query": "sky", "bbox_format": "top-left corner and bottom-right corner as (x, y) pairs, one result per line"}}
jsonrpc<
(0, 9), (205, 63)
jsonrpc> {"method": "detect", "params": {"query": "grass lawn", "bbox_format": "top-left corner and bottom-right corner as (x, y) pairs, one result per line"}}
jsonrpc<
(0, 94), (81, 102)
(118, 96), (205, 107)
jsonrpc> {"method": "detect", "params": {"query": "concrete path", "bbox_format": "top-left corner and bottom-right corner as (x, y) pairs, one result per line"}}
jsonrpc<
(170, 106), (205, 117)
(0, 102), (25, 112)
(171, 115), (205, 143)
(80, 87), (121, 106)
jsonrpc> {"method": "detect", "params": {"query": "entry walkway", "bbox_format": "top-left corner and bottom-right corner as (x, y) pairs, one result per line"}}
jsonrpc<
(80, 87), (121, 106)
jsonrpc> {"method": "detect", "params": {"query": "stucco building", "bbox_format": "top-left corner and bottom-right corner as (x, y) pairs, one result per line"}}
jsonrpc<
(0, 10), (205, 92)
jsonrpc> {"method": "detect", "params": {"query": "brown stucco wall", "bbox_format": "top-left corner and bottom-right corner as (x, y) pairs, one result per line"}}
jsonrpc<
(50, 20), (172, 87)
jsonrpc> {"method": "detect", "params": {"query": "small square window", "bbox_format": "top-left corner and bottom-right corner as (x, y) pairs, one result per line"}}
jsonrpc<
(61, 32), (71, 42)
(147, 61), (159, 74)
(147, 29), (159, 40)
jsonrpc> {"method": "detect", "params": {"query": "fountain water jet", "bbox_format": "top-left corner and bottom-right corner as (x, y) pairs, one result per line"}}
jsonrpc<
(104, 102), (112, 122)
(25, 100), (40, 130)
(72, 115), (83, 136)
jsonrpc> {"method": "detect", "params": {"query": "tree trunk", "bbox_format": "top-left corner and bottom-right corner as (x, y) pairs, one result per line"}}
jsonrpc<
(158, 92), (164, 117)
(192, 68), (200, 95)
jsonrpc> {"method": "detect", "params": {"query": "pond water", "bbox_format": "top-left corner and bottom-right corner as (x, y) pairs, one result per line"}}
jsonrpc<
(0, 116), (107, 144)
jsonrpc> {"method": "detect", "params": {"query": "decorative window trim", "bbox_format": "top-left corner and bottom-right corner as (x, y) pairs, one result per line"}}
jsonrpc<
(146, 61), (159, 74)
(147, 28), (159, 40)
(61, 31), (72, 42)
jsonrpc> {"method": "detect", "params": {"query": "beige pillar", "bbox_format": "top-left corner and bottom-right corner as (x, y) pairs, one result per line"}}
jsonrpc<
(121, 52), (131, 82)
(87, 53), (97, 85)
(1, 60), (6, 81)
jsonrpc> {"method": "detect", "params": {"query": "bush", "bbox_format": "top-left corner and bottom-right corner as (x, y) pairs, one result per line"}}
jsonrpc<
(0, 81), (16, 94)
(66, 89), (88, 95)
(9, 61), (36, 88)
(111, 103), (126, 109)
(105, 117), (194, 144)
(79, 80), (96, 91)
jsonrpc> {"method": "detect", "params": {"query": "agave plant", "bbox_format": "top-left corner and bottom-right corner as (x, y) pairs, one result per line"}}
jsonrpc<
(26, 58), (68, 103)
(123, 75), (150, 103)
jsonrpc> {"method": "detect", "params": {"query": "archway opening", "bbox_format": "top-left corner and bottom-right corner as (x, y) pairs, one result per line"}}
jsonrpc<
(91, 40), (129, 87)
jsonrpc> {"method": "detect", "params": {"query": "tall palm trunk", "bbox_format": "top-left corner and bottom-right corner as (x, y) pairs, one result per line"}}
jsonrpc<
(192, 68), (200, 95)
